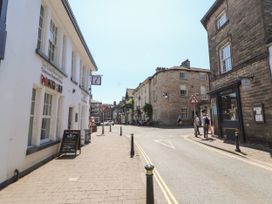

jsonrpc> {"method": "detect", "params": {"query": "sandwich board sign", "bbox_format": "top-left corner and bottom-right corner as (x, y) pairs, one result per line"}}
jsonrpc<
(60, 130), (81, 155)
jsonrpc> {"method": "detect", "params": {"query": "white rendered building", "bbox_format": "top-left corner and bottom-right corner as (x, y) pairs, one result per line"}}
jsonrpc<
(0, 0), (97, 187)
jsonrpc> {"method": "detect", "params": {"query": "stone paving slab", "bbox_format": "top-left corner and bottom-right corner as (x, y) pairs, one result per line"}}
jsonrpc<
(189, 133), (272, 169)
(0, 130), (146, 204)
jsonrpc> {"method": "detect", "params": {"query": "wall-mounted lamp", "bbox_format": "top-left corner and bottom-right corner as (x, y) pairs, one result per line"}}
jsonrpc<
(163, 92), (169, 99)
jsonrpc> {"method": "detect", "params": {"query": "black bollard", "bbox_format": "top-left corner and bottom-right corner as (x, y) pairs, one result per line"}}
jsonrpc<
(102, 124), (104, 135)
(145, 164), (154, 204)
(109, 124), (112, 132)
(120, 126), (122, 136)
(130, 133), (135, 158)
(235, 130), (241, 152)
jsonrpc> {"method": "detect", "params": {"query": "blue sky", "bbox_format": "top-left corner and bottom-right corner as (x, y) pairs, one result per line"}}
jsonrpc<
(69, 0), (215, 104)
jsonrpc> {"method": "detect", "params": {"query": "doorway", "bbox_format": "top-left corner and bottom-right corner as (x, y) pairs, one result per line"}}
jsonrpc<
(68, 107), (73, 130)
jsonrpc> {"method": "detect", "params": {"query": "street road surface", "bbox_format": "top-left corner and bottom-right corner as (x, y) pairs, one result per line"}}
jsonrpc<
(122, 125), (272, 204)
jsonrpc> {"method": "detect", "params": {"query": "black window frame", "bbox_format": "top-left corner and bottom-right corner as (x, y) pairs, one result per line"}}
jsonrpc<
(0, 0), (8, 60)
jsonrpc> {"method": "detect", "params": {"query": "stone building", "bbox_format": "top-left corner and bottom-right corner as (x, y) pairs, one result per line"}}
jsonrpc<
(201, 0), (272, 145)
(150, 62), (210, 126)
(133, 77), (151, 121)
(90, 99), (102, 123)
(0, 0), (97, 187)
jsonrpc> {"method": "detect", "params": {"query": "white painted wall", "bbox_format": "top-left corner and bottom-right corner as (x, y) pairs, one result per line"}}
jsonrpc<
(0, 0), (95, 184)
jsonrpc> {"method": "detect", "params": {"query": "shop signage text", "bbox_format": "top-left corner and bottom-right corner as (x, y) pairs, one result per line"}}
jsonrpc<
(41, 74), (63, 93)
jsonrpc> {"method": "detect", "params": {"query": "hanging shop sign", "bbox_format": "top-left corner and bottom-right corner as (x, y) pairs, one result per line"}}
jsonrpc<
(41, 74), (63, 93)
(253, 103), (265, 123)
(91, 75), (102, 85)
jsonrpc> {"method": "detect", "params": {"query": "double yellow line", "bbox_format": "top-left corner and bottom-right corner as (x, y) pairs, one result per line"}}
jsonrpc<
(135, 142), (179, 204)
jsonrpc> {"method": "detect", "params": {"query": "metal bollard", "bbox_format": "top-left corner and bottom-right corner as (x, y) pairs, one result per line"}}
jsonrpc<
(235, 130), (241, 152)
(120, 126), (122, 136)
(130, 133), (135, 158)
(145, 164), (154, 204)
(109, 124), (112, 132)
(102, 124), (104, 135)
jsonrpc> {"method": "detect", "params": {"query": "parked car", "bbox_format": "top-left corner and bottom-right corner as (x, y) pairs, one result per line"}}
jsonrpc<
(101, 121), (109, 126)
(108, 120), (114, 126)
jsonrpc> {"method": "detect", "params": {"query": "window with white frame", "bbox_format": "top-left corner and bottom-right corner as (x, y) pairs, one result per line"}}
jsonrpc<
(80, 61), (84, 87)
(48, 20), (58, 63)
(41, 93), (52, 141)
(180, 108), (188, 119)
(220, 43), (232, 73)
(37, 5), (44, 50)
(200, 85), (208, 100)
(180, 72), (187, 80)
(71, 51), (77, 81)
(199, 73), (207, 80)
(27, 89), (36, 146)
(216, 11), (228, 29)
(180, 85), (188, 97)
(61, 35), (67, 71)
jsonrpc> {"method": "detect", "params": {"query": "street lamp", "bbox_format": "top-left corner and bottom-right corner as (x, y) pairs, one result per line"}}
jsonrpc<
(162, 92), (168, 99)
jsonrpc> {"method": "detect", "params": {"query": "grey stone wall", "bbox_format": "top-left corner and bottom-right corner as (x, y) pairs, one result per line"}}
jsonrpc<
(150, 69), (209, 126)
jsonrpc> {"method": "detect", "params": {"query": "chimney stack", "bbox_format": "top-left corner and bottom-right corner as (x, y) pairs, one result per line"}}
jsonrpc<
(181, 59), (190, 68)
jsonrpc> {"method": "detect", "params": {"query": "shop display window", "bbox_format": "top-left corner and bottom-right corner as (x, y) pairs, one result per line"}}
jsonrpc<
(221, 92), (238, 121)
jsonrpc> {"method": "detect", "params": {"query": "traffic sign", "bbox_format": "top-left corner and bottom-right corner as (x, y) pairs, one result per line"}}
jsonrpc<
(190, 95), (198, 104)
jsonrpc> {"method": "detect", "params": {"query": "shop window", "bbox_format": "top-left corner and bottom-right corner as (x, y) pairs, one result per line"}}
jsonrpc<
(181, 108), (188, 119)
(220, 43), (232, 73)
(27, 89), (36, 146)
(41, 93), (52, 141)
(37, 5), (44, 50)
(221, 92), (238, 121)
(48, 20), (57, 63)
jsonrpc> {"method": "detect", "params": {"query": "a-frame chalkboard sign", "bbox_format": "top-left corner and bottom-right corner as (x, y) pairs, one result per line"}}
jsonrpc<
(60, 130), (81, 155)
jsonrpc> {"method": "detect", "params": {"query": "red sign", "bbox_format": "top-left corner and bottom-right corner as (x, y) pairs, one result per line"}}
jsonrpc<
(100, 105), (108, 112)
(190, 95), (198, 104)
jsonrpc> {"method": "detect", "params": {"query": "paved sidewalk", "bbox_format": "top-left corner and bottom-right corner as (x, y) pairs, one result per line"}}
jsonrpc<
(0, 129), (146, 204)
(189, 133), (272, 169)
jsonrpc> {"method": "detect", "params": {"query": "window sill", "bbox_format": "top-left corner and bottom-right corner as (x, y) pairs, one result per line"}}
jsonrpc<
(70, 78), (78, 85)
(26, 140), (60, 155)
(36, 48), (68, 78)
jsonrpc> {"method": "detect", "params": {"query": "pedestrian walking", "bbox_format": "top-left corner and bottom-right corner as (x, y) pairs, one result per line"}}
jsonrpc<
(193, 115), (200, 137)
(203, 114), (210, 138)
(177, 114), (182, 126)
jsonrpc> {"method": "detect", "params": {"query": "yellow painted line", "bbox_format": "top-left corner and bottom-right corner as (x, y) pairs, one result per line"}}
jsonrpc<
(184, 135), (272, 172)
(135, 141), (179, 204)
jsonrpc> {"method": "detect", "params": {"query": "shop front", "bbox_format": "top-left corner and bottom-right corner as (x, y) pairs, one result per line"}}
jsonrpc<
(210, 83), (246, 143)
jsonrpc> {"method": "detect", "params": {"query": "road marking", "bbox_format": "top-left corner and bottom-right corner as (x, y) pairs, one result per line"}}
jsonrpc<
(184, 135), (272, 172)
(154, 139), (176, 149)
(135, 141), (179, 204)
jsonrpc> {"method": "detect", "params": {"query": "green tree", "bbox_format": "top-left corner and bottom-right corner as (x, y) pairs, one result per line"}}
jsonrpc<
(143, 103), (153, 120)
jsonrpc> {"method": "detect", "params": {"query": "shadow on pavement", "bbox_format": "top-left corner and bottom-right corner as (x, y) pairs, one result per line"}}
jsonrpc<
(57, 155), (77, 160)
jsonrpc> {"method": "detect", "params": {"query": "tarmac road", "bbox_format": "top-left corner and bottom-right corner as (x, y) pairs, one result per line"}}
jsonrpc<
(122, 125), (272, 204)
